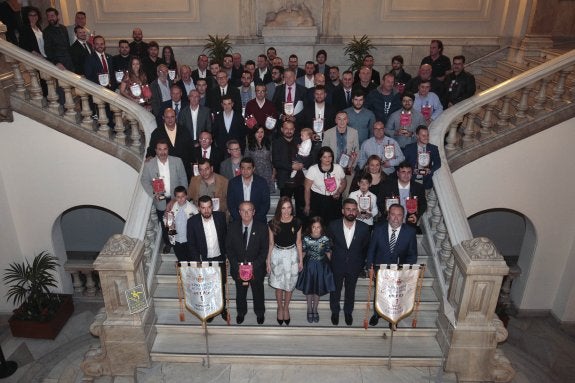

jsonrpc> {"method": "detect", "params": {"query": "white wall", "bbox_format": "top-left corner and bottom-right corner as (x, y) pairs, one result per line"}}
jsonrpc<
(453, 117), (575, 322)
(0, 113), (138, 314)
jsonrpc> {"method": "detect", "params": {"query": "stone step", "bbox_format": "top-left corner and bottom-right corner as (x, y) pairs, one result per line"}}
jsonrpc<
(150, 328), (443, 366)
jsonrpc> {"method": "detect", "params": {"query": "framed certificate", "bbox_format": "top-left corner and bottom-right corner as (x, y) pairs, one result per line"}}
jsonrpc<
(359, 195), (371, 211)
(385, 197), (399, 212)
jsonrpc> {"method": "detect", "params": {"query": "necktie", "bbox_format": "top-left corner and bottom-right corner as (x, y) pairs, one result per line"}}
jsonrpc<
(174, 103), (180, 116)
(203, 150), (207, 158)
(389, 229), (397, 255)
(221, 88), (225, 96)
(243, 226), (249, 249)
(346, 90), (351, 105)
(287, 86), (292, 103)
(82, 42), (89, 54)
(100, 54), (108, 73)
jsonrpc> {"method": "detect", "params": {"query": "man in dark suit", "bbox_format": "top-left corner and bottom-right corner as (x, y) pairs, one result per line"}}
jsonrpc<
(227, 157), (270, 224)
(146, 108), (194, 180)
(191, 54), (211, 85)
(141, 139), (188, 254)
(191, 131), (224, 174)
(186, 195), (228, 322)
(178, 90), (212, 146)
(366, 203), (418, 326)
(402, 125), (441, 190)
(272, 69), (307, 131)
(207, 70), (242, 115)
(327, 199), (371, 326)
(378, 161), (427, 229)
(69, 26), (91, 75)
(226, 201), (269, 324)
(302, 85), (337, 133)
(84, 36), (113, 87)
(156, 85), (189, 124)
(150, 64), (174, 117)
(254, 54), (272, 85)
(332, 70), (355, 113)
(287, 54), (306, 78)
(212, 95), (246, 152)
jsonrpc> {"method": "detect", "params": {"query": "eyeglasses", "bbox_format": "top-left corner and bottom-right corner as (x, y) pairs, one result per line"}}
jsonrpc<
(228, 147), (241, 151)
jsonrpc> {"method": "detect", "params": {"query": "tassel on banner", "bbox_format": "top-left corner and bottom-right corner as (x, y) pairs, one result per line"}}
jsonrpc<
(364, 265), (374, 329)
(411, 264), (426, 328)
(225, 259), (231, 325)
(176, 261), (185, 322)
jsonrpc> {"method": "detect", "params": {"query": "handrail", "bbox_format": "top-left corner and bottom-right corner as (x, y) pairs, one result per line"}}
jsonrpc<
(0, 38), (156, 241)
(466, 45), (510, 68)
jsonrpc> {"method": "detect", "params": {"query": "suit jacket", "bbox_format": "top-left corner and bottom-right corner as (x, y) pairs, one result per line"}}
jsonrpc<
(85, 52), (116, 90)
(207, 85), (242, 114)
(302, 103), (337, 133)
(353, 68), (381, 87)
(253, 68), (272, 85)
(378, 179), (427, 227)
(146, 125), (194, 179)
(327, 219), (371, 275)
(191, 145), (224, 173)
(178, 104), (212, 142)
(212, 111), (246, 152)
(226, 220), (269, 281)
(272, 83), (307, 123)
(314, 63), (331, 76)
(186, 211), (227, 263)
(322, 126), (360, 161)
(141, 155), (188, 211)
(156, 98), (190, 124)
(69, 40), (92, 75)
(175, 79), (195, 98)
(191, 69), (211, 85)
(230, 64), (244, 87)
(18, 25), (42, 55)
(366, 223), (417, 267)
(227, 175), (270, 224)
(187, 173), (228, 214)
(402, 142), (441, 189)
(332, 87), (354, 113)
(43, 23), (74, 70)
(150, 78), (174, 117)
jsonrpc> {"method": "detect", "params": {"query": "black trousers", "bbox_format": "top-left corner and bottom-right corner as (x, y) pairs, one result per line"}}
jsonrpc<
(330, 271), (360, 315)
(234, 278), (265, 317)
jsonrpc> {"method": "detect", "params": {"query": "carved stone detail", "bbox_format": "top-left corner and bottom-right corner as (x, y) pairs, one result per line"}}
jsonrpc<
(492, 317), (509, 343)
(462, 237), (503, 260)
(265, 1), (315, 27)
(82, 308), (111, 378)
(100, 234), (137, 256)
(491, 349), (516, 383)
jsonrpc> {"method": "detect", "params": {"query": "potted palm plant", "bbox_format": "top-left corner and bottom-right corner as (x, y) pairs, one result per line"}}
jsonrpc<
(203, 34), (232, 64)
(4, 251), (74, 339)
(344, 34), (376, 72)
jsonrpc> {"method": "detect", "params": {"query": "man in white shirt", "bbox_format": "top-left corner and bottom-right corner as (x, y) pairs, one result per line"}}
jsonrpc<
(358, 121), (404, 174)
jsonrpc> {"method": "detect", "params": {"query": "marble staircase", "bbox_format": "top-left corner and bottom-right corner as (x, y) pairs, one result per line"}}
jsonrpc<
(149, 236), (444, 367)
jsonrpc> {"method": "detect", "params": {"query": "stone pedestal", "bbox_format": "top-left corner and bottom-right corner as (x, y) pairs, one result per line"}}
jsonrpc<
(444, 237), (515, 382)
(262, 26), (319, 45)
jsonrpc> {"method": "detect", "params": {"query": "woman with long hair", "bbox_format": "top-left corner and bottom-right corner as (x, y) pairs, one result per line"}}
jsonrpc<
(18, 6), (45, 58)
(119, 56), (150, 106)
(266, 197), (303, 326)
(245, 125), (275, 193)
(161, 45), (178, 72)
(349, 154), (387, 195)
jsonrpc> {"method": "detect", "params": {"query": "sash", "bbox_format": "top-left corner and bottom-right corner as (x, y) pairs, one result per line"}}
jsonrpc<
(374, 264), (422, 325)
(178, 262), (224, 322)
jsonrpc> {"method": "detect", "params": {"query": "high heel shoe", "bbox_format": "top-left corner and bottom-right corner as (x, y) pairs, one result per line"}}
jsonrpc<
(284, 317), (291, 326)
(307, 312), (314, 323)
(277, 317), (284, 325)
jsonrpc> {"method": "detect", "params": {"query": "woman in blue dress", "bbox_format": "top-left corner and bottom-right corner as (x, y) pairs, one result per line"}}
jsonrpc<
(296, 216), (335, 323)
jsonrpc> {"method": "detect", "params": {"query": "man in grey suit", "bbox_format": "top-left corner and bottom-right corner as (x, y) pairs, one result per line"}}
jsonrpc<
(141, 139), (188, 253)
(178, 89), (212, 145)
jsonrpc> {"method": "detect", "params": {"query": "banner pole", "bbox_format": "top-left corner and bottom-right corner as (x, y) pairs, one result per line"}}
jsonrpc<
(203, 321), (211, 368)
(176, 262), (185, 321)
(225, 259), (231, 325)
(364, 265), (374, 329)
(387, 323), (395, 370)
(411, 265), (425, 328)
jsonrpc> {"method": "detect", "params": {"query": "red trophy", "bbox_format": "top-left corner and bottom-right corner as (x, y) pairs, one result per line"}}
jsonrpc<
(152, 177), (166, 200)
(406, 196), (418, 215)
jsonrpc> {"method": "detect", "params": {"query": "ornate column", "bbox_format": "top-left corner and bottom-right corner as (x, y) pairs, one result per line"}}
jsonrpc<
(83, 234), (156, 379)
(444, 237), (515, 382)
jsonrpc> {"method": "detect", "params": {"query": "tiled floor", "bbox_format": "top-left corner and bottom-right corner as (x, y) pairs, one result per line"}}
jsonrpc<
(1, 302), (574, 382)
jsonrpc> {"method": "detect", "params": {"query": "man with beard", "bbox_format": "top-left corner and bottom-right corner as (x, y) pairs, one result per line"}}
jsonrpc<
(84, 35), (115, 90)
(444, 55), (476, 107)
(129, 27), (148, 59)
(302, 85), (336, 136)
(66, 11), (90, 45)
(385, 92), (426, 149)
(344, 90), (376, 145)
(69, 26), (91, 75)
(142, 41), (162, 83)
(402, 125), (441, 190)
(287, 54), (305, 78)
(43, 7), (73, 71)
(353, 55), (380, 87)
(365, 73), (402, 125)
(266, 66), (284, 101)
(405, 64), (445, 103)
(389, 55), (412, 90)
(112, 40), (131, 74)
(327, 199), (371, 326)
(421, 39), (451, 81)
(187, 158), (228, 215)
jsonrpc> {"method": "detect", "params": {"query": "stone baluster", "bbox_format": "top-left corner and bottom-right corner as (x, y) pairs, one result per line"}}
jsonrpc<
(425, 187), (437, 213)
(43, 75), (61, 114)
(434, 219), (447, 250)
(430, 198), (442, 231)
(552, 68), (570, 106)
(9, 61), (26, 97)
(143, 211), (156, 269)
(444, 119), (460, 152)
(128, 115), (142, 149)
(85, 271), (98, 297)
(92, 96), (110, 136)
(495, 96), (512, 130)
(440, 236), (453, 281)
(479, 102), (495, 138)
(76, 88), (95, 130)
(70, 270), (85, 295)
(461, 112), (478, 148)
(60, 83), (77, 122)
(110, 104), (127, 146)
(25, 66), (43, 106)
(498, 264), (521, 312)
(532, 77), (550, 114)
(514, 86), (532, 120)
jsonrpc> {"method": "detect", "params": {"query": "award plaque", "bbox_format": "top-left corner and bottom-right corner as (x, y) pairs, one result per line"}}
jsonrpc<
(192, 163), (199, 176)
(141, 84), (152, 99)
(359, 195), (371, 211)
(98, 73), (110, 87)
(339, 152), (350, 168)
(152, 177), (166, 200)
(418, 151), (430, 175)
(421, 104), (432, 120)
(115, 70), (125, 83)
(384, 144), (395, 160)
(406, 196), (418, 215)
(130, 83), (144, 103)
(313, 118), (324, 133)
(212, 197), (220, 211)
(284, 102), (294, 116)
(395, 82), (406, 94)
(400, 111), (412, 127)
(239, 262), (253, 286)
(385, 197), (399, 212)
(265, 116), (277, 130)
(168, 69), (176, 81)
(245, 115), (257, 129)
(324, 176), (337, 193)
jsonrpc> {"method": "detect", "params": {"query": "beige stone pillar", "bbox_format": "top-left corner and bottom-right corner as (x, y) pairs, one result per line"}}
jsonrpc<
(83, 234), (156, 380)
(444, 237), (515, 382)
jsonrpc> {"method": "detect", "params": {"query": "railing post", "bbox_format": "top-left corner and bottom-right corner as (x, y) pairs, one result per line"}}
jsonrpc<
(552, 68), (570, 107)
(533, 77), (550, 114)
(514, 86), (531, 120)
(60, 83), (77, 122)
(128, 115), (142, 150)
(479, 102), (495, 138)
(110, 104), (127, 146)
(83, 234), (156, 380)
(495, 96), (512, 130)
(42, 75), (61, 114)
(92, 96), (110, 136)
(444, 237), (514, 382)
(444, 119), (461, 152)
(461, 112), (478, 148)
(25, 65), (43, 106)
